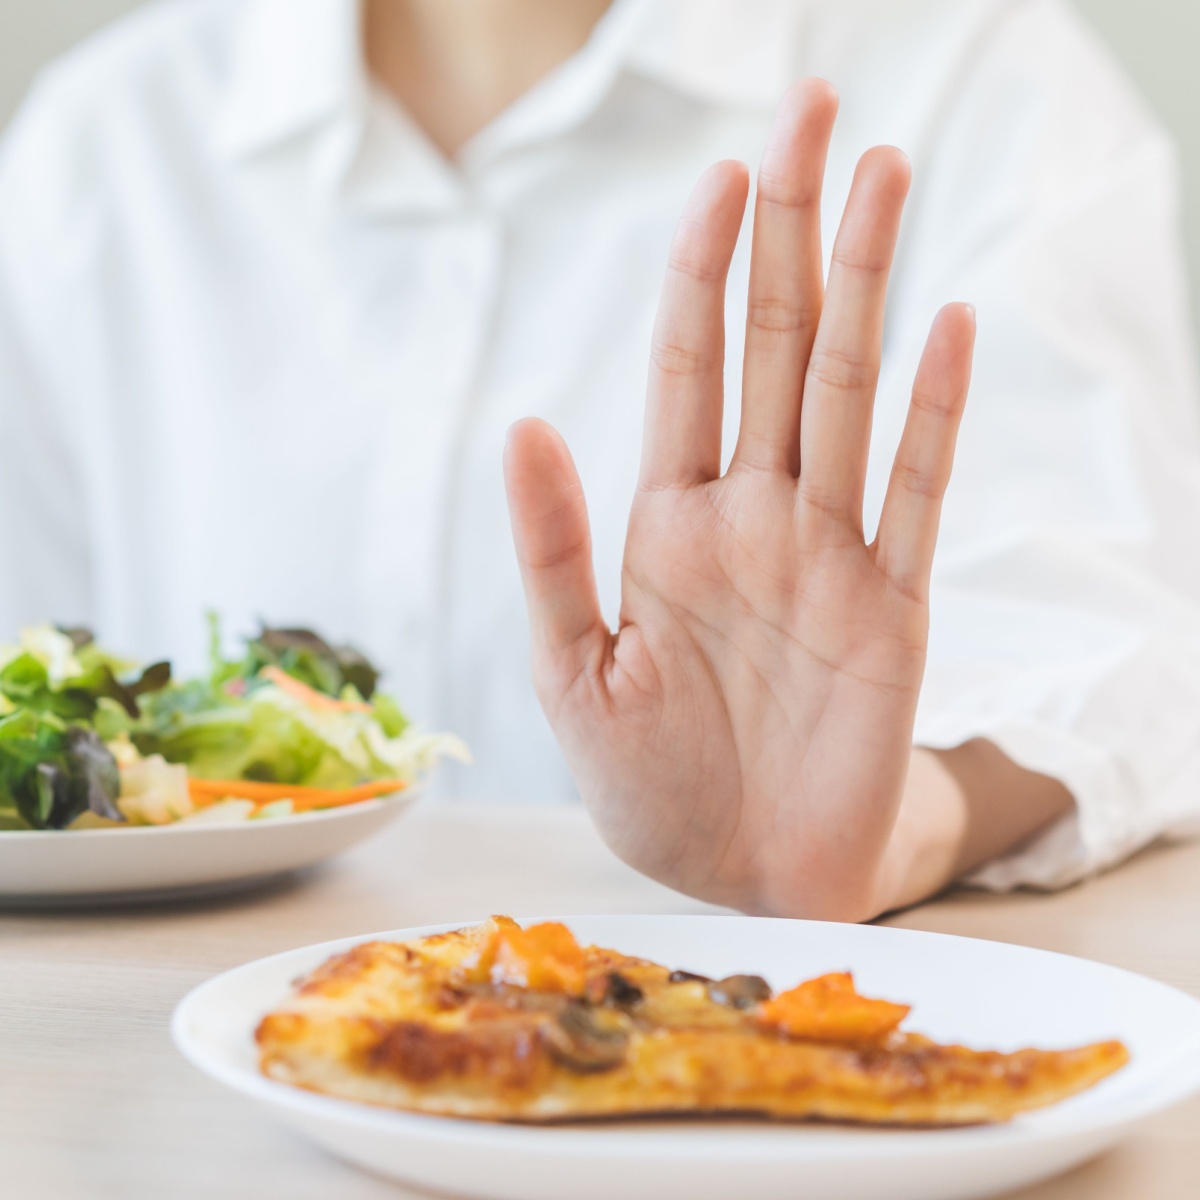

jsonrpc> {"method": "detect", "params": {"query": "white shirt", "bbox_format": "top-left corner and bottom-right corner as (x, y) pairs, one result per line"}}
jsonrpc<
(2, 0), (1199, 890)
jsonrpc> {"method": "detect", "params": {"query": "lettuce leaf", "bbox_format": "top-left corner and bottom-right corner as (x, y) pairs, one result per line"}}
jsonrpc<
(0, 712), (122, 829)
(133, 690), (350, 786)
(204, 614), (381, 701)
(132, 683), (465, 790)
(0, 627), (170, 722)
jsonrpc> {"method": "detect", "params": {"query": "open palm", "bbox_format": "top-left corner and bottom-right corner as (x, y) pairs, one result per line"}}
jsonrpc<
(504, 80), (975, 920)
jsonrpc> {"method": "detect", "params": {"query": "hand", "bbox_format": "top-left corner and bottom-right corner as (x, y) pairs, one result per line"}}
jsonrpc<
(503, 80), (976, 921)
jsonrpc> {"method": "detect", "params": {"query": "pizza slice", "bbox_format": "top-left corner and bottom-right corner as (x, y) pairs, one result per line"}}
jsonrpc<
(255, 916), (1128, 1125)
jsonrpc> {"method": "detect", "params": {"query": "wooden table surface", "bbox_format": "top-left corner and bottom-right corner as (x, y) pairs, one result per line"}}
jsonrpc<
(2, 803), (1198, 1199)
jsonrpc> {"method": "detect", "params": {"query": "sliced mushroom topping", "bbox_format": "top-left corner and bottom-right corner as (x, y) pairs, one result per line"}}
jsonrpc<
(706, 974), (773, 1009)
(541, 1001), (630, 1073)
(602, 972), (644, 1008)
(668, 969), (712, 985)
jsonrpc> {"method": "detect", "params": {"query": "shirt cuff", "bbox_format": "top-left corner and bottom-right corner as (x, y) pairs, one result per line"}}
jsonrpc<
(913, 714), (1198, 892)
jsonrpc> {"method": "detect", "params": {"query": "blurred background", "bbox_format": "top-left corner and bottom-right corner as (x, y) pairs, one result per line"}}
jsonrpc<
(2, 0), (1197, 342)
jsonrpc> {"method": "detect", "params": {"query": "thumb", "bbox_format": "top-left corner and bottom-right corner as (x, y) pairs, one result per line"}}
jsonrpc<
(503, 418), (609, 691)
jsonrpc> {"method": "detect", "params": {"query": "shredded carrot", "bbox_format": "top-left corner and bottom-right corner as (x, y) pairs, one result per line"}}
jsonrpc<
(259, 665), (372, 713)
(186, 776), (406, 814)
(188, 778), (328, 802)
(287, 779), (408, 812)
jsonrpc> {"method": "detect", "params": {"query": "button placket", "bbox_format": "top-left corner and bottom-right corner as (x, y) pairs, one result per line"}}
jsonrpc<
(352, 213), (504, 734)
(423, 211), (507, 778)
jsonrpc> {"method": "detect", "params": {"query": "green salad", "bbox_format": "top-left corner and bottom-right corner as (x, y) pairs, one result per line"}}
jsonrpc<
(0, 619), (467, 832)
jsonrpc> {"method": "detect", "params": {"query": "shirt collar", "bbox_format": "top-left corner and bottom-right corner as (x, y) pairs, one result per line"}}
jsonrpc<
(623, 0), (806, 110)
(212, 0), (365, 161)
(213, 0), (801, 164)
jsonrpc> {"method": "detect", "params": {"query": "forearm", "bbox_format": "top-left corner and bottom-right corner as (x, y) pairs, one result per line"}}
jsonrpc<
(873, 741), (1075, 915)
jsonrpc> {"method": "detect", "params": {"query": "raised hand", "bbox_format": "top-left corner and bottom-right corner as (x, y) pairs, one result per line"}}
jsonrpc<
(503, 80), (975, 921)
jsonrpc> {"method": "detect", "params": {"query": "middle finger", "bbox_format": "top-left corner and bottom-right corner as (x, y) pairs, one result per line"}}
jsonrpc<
(796, 146), (911, 534)
(730, 79), (839, 477)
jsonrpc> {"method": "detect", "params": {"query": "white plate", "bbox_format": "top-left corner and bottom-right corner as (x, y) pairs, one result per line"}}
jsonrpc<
(172, 914), (1200, 1200)
(0, 790), (419, 905)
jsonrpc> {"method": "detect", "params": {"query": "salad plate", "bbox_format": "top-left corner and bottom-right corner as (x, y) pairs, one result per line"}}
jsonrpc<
(0, 787), (419, 905)
(0, 620), (464, 904)
(173, 914), (1200, 1200)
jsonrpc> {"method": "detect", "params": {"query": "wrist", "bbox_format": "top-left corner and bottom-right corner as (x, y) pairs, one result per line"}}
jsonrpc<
(873, 740), (1076, 916)
(872, 748), (970, 916)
